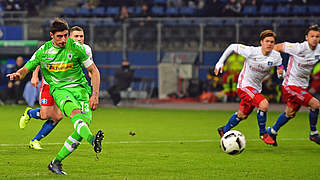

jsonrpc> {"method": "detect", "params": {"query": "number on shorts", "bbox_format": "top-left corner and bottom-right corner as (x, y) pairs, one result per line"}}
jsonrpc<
(80, 102), (90, 112)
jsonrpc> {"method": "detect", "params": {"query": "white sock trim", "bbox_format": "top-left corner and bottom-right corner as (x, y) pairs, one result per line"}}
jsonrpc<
(271, 128), (277, 134)
(310, 131), (319, 136)
(64, 141), (74, 152)
(68, 136), (81, 145)
(77, 121), (88, 135)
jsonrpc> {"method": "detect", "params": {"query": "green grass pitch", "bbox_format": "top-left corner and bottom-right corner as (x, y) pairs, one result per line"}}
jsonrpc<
(0, 105), (319, 179)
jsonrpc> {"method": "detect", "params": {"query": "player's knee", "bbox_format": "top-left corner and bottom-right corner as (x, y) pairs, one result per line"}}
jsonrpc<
(259, 100), (269, 112)
(237, 111), (248, 120)
(286, 111), (296, 118)
(40, 112), (50, 120)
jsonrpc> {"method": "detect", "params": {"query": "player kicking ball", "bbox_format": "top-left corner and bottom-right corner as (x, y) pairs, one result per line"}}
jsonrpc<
(8, 18), (103, 175)
(267, 24), (320, 146)
(19, 26), (94, 150)
(214, 30), (283, 145)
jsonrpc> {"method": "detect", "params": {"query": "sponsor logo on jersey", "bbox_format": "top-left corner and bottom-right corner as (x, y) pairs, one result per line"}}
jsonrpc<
(267, 61), (273, 66)
(41, 99), (47, 104)
(48, 63), (73, 72)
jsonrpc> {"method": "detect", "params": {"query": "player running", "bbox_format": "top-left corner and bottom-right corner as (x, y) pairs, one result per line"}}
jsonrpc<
(215, 30), (283, 145)
(19, 26), (94, 150)
(267, 24), (320, 146)
(7, 18), (103, 175)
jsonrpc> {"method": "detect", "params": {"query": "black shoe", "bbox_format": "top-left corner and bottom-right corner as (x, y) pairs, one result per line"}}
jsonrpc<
(93, 130), (104, 153)
(267, 127), (278, 147)
(218, 127), (224, 137)
(310, 134), (320, 145)
(48, 160), (67, 175)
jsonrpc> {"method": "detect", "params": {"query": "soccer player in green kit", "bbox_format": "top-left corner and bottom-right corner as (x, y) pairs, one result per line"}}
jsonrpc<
(7, 18), (104, 175)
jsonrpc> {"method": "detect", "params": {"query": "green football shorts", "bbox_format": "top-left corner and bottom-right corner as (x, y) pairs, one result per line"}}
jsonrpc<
(52, 86), (92, 123)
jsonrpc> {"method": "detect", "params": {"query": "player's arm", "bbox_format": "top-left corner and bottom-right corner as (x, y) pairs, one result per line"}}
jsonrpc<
(31, 65), (40, 87)
(86, 63), (100, 111)
(6, 66), (30, 81)
(214, 44), (247, 75)
(274, 43), (284, 52)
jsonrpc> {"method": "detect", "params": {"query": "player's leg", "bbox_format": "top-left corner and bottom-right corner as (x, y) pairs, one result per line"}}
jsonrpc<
(49, 130), (82, 175)
(257, 98), (269, 135)
(267, 86), (300, 146)
(308, 97), (320, 144)
(19, 107), (40, 129)
(30, 104), (63, 150)
(218, 88), (253, 137)
(49, 88), (104, 174)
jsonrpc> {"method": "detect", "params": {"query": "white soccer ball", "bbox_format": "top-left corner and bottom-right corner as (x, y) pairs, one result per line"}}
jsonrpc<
(220, 130), (246, 155)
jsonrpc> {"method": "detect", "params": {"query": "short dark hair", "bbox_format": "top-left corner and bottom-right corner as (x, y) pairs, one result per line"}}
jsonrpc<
(50, 18), (69, 34)
(259, 30), (277, 41)
(305, 24), (320, 35)
(70, 26), (84, 34)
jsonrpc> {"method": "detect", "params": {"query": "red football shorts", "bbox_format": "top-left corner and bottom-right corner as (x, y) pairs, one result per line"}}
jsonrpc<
(237, 87), (265, 115)
(39, 83), (55, 106)
(282, 85), (313, 111)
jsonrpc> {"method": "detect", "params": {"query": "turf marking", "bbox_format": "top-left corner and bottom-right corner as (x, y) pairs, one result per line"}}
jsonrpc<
(0, 138), (308, 147)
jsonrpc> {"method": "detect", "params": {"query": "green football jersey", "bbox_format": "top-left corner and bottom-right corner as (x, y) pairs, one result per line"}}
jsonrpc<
(25, 38), (92, 94)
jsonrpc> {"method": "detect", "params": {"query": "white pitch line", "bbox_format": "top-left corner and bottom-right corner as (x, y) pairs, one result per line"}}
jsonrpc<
(0, 138), (308, 147)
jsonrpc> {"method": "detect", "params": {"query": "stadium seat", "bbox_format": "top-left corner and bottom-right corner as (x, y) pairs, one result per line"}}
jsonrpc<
(207, 20), (223, 26)
(289, 19), (306, 26)
(127, 6), (135, 14)
(275, 5), (290, 16)
(151, 6), (164, 17)
(224, 19), (237, 25)
(92, 7), (105, 17)
(241, 20), (256, 26)
(152, 0), (166, 6)
(77, 7), (91, 17)
(277, 19), (289, 25)
(291, 5), (307, 16)
(242, 5), (257, 16)
(257, 20), (273, 26)
(166, 7), (179, 16)
(133, 7), (141, 15)
(261, 0), (275, 4)
(180, 7), (195, 17)
(62, 8), (76, 17)
(308, 5), (320, 16)
(259, 5), (273, 16)
(105, 7), (120, 17)
(178, 20), (193, 25)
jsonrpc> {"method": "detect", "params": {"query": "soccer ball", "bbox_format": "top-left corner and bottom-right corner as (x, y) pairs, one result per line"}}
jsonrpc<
(220, 130), (246, 155)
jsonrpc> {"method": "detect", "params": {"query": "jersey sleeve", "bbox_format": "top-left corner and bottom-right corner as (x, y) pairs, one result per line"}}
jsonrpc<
(25, 45), (44, 71)
(234, 44), (252, 58)
(74, 42), (92, 68)
(283, 42), (302, 56)
(215, 44), (251, 70)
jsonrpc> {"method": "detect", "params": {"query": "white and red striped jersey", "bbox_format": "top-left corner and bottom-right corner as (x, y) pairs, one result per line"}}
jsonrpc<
(42, 43), (93, 85)
(283, 41), (320, 88)
(215, 44), (282, 92)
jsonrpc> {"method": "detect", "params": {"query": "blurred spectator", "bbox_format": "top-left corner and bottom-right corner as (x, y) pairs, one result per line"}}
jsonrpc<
(310, 62), (320, 100)
(222, 53), (244, 102)
(83, 0), (100, 9)
(115, 6), (131, 22)
(137, 4), (152, 26)
(4, 0), (22, 11)
(223, 0), (242, 16)
(107, 60), (134, 106)
(167, 0), (184, 8)
(7, 56), (31, 104)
